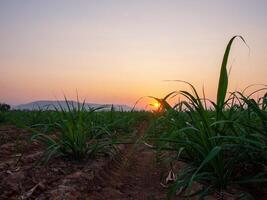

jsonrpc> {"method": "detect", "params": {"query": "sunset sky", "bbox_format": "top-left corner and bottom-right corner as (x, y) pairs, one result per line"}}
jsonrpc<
(0, 0), (266, 108)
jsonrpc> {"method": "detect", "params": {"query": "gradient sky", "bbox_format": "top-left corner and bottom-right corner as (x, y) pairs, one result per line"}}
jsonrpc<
(0, 0), (266, 108)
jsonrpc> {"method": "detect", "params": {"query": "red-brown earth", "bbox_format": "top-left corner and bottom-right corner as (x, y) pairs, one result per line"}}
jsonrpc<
(0, 123), (173, 200)
(0, 123), (265, 200)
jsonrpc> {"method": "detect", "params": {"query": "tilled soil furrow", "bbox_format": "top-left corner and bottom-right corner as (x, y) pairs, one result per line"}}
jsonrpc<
(87, 122), (171, 200)
(0, 123), (173, 200)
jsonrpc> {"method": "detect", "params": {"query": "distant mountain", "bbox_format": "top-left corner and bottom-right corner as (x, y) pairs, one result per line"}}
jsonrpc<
(13, 100), (132, 111)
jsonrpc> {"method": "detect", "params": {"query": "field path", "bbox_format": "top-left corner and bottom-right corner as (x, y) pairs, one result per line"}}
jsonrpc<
(0, 123), (178, 200)
(2, 123), (260, 199)
(88, 121), (172, 200)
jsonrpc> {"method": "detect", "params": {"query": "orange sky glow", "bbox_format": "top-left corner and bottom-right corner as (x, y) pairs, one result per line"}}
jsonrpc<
(0, 1), (266, 109)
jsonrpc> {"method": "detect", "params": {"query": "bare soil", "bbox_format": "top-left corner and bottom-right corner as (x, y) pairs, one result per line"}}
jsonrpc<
(0, 123), (265, 200)
(0, 123), (172, 200)
(87, 122), (171, 200)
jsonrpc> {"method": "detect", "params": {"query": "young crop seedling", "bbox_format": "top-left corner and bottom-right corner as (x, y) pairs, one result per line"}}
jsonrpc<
(31, 97), (117, 162)
(146, 36), (267, 199)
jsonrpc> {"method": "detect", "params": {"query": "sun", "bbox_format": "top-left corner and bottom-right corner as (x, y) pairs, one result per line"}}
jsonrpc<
(153, 101), (160, 109)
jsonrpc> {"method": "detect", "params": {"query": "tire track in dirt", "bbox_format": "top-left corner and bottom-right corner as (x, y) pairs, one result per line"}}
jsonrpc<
(0, 123), (175, 200)
(87, 121), (172, 200)
(0, 123), (232, 199)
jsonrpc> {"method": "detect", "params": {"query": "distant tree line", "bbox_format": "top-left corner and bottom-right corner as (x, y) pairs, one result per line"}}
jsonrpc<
(0, 103), (11, 112)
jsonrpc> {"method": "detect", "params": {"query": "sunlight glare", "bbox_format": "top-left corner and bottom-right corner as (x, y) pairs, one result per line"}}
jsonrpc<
(153, 101), (160, 109)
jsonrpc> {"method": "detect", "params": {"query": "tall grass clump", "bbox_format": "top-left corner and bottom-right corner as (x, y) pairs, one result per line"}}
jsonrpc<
(31, 97), (117, 162)
(146, 36), (267, 199)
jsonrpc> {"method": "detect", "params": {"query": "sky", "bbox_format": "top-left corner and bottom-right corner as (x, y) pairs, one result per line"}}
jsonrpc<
(0, 0), (266, 108)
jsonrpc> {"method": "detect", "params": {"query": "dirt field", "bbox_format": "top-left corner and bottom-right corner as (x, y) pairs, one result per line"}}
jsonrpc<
(0, 123), (177, 200)
(1, 123), (266, 200)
